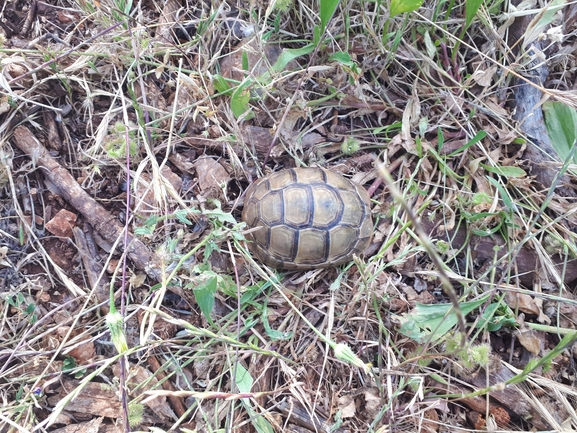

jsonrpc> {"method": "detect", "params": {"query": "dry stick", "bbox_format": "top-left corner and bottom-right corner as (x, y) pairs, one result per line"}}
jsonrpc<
(12, 125), (162, 281)
(21, 0), (37, 36)
(147, 356), (187, 418)
(73, 226), (110, 307)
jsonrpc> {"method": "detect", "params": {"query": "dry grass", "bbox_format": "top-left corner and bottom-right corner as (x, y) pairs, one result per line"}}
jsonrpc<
(1, 0), (577, 431)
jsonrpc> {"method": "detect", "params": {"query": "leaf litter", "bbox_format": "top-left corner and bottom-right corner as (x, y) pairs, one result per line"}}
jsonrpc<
(1, 0), (577, 431)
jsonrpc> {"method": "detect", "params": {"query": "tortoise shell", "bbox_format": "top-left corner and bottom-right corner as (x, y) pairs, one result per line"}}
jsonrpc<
(242, 167), (372, 269)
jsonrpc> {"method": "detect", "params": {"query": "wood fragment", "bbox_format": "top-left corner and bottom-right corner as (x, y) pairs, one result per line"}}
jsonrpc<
(277, 399), (333, 433)
(73, 225), (110, 307)
(21, 0), (37, 36)
(147, 356), (187, 418)
(12, 126), (162, 281)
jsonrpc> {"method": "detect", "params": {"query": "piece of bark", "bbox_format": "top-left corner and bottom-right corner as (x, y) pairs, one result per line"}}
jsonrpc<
(73, 225), (109, 307)
(47, 380), (122, 419)
(12, 126), (162, 281)
(444, 380), (518, 425)
(47, 379), (163, 425)
(43, 110), (63, 150)
(112, 362), (178, 421)
(420, 219), (577, 288)
(52, 419), (103, 433)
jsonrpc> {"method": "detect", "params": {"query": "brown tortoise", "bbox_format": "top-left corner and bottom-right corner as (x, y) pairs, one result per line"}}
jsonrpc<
(242, 167), (373, 269)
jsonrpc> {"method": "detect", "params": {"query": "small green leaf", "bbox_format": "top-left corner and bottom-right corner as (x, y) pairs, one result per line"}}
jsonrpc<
(543, 101), (577, 163)
(174, 210), (194, 225)
(313, 25), (321, 45)
(242, 51), (250, 71)
(192, 275), (217, 322)
(231, 86), (252, 119)
(481, 164), (527, 178)
(272, 44), (315, 72)
(390, 0), (425, 17)
(262, 308), (293, 340)
(329, 51), (353, 65)
(477, 303), (516, 332)
(62, 356), (77, 371)
(447, 130), (487, 157)
(486, 177), (514, 211)
(213, 75), (232, 94)
(429, 373), (448, 385)
(235, 364), (253, 393)
(397, 294), (490, 343)
(204, 208), (238, 225)
(25, 303), (35, 315)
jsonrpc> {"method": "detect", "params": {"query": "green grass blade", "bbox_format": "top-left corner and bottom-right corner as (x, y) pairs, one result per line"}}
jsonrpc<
(320, 0), (341, 32)
(465, 0), (485, 30)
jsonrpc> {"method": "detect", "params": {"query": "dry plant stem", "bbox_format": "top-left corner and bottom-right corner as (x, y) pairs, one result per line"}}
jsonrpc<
(377, 162), (467, 344)
(8, 21), (124, 86)
(119, 130), (132, 433)
(227, 239), (243, 383)
(226, 239), (243, 430)
(12, 126), (162, 281)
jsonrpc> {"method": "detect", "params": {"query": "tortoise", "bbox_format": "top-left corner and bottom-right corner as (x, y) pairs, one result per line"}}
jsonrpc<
(242, 167), (373, 269)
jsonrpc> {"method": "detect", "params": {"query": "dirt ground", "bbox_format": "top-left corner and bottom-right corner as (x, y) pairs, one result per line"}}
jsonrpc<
(1, 0), (577, 432)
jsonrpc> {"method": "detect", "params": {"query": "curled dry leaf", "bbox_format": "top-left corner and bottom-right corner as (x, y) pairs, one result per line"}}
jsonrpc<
(515, 327), (544, 355)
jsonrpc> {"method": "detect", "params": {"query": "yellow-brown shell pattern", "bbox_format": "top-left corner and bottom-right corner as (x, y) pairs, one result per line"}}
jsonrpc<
(242, 167), (372, 270)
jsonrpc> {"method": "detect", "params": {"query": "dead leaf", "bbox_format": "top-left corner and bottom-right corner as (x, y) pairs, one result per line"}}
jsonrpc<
(363, 388), (383, 419)
(67, 340), (96, 365)
(515, 318), (543, 355)
(193, 157), (230, 199)
(113, 363), (177, 421)
(467, 65), (497, 87)
(505, 291), (539, 315)
(134, 166), (183, 215)
(337, 395), (356, 418)
(0, 246), (12, 268)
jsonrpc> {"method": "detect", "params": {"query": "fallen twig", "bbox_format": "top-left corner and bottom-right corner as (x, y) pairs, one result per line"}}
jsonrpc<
(12, 125), (162, 281)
